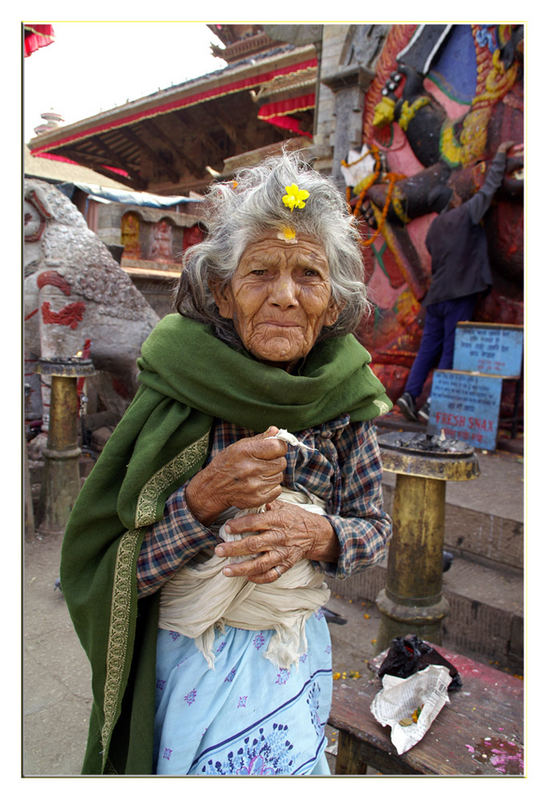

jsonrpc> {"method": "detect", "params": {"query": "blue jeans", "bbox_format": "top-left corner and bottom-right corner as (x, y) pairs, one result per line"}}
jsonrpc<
(405, 294), (477, 399)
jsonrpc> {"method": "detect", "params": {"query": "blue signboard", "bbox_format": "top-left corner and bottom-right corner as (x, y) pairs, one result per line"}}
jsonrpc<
(453, 323), (523, 378)
(427, 370), (503, 451)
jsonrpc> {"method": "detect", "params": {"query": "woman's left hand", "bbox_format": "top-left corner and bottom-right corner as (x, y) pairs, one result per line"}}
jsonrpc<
(213, 500), (340, 584)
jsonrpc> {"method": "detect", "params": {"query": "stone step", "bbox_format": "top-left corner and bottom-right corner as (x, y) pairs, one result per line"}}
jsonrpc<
(326, 552), (523, 673)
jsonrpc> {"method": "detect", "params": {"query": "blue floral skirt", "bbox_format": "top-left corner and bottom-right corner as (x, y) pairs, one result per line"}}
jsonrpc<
(153, 610), (333, 775)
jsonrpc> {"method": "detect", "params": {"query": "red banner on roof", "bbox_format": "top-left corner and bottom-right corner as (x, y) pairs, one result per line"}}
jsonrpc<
(34, 151), (130, 178)
(258, 94), (316, 138)
(24, 24), (55, 57)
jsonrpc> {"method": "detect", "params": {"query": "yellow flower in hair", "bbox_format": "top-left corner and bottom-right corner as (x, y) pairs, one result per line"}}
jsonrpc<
(282, 183), (309, 212)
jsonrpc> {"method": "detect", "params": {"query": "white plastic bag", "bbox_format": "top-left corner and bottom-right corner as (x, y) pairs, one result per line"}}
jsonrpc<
(370, 664), (452, 755)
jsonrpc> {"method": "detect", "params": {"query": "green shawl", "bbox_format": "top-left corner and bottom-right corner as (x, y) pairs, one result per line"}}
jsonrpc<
(60, 314), (391, 774)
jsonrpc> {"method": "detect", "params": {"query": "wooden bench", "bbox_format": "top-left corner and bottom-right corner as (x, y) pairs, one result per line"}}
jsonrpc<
(328, 645), (524, 776)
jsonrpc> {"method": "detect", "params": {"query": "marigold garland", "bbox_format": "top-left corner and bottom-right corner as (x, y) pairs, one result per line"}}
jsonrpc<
(342, 143), (406, 246)
(360, 171), (406, 246)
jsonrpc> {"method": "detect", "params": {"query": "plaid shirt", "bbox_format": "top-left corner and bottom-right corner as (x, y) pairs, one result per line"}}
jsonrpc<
(137, 416), (391, 597)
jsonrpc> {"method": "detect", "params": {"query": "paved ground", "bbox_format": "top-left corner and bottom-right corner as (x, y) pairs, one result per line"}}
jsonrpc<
(23, 532), (92, 777)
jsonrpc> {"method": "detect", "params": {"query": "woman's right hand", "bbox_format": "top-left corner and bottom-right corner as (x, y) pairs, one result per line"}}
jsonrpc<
(185, 426), (288, 525)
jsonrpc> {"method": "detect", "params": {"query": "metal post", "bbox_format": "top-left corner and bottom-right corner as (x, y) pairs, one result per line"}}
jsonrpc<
(35, 357), (95, 536)
(376, 432), (480, 650)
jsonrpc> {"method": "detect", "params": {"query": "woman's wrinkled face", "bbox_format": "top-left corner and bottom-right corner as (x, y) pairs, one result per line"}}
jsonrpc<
(212, 234), (339, 369)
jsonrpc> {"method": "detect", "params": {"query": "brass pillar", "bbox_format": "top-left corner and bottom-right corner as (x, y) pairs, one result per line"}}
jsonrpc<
(376, 432), (479, 650)
(36, 357), (95, 536)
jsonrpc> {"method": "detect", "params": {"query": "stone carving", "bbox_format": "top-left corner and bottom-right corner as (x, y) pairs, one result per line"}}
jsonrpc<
(24, 178), (159, 441)
(120, 211), (141, 259)
(149, 219), (174, 262)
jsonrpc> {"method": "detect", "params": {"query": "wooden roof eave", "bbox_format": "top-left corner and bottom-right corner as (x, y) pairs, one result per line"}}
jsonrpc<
(27, 44), (317, 156)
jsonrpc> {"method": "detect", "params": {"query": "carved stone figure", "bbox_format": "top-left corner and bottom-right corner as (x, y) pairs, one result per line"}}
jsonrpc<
(149, 219), (174, 262)
(24, 179), (159, 443)
(120, 211), (141, 259)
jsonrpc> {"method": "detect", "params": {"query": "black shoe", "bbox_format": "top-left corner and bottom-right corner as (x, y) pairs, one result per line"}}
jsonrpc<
(396, 392), (417, 421)
(417, 399), (431, 424)
(442, 550), (454, 572)
(321, 607), (348, 625)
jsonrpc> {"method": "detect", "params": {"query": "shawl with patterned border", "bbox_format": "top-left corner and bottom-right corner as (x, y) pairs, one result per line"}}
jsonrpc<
(60, 313), (392, 774)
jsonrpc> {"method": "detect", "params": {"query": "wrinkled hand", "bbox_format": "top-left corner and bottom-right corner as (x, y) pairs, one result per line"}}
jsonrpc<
(214, 500), (340, 584)
(185, 426), (288, 525)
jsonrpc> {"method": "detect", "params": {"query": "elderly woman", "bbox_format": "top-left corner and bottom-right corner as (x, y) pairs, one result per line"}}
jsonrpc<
(61, 151), (392, 776)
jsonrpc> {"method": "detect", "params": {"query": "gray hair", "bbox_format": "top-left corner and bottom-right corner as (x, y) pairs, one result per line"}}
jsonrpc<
(175, 149), (371, 349)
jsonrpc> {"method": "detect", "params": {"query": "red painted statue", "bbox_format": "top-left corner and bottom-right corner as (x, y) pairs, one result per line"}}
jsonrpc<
(345, 24), (523, 423)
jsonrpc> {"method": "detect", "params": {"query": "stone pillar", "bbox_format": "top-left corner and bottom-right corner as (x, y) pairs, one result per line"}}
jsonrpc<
(35, 357), (95, 536)
(321, 64), (374, 191)
(312, 24), (389, 182)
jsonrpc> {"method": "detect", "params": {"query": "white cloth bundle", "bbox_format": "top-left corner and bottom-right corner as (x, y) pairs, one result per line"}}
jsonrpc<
(158, 430), (331, 669)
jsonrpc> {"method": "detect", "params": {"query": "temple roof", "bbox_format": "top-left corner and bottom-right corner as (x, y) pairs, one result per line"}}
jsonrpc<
(24, 144), (129, 189)
(28, 41), (317, 196)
